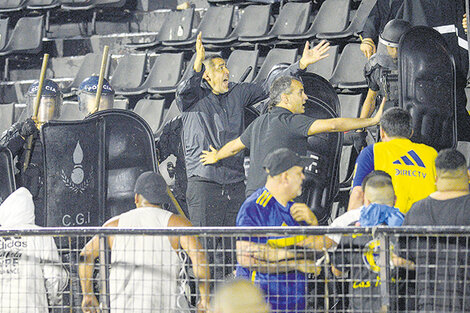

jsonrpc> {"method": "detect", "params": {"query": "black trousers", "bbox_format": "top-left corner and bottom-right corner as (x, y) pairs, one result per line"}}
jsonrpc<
(186, 178), (246, 280)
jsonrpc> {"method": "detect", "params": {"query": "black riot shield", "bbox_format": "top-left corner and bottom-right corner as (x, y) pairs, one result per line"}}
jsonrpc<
(41, 118), (106, 227)
(0, 147), (16, 205)
(86, 109), (157, 220)
(300, 72), (342, 225)
(399, 26), (457, 151)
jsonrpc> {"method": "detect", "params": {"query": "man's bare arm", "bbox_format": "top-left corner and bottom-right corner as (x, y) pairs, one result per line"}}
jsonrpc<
(359, 89), (378, 118)
(200, 138), (246, 165)
(79, 218), (118, 313)
(308, 97), (385, 135)
(168, 215), (210, 313)
(236, 240), (321, 275)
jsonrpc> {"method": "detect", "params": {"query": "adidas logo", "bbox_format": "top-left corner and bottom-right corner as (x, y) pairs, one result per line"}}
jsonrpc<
(392, 150), (425, 168)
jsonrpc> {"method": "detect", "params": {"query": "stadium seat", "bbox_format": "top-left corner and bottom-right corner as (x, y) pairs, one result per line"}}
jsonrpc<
(329, 43), (368, 89)
(317, 0), (376, 40)
(0, 18), (9, 51)
(0, 16), (44, 56)
(163, 6), (234, 47)
(61, 0), (95, 10)
(226, 49), (259, 83)
(113, 98), (128, 109)
(59, 101), (86, 120)
(111, 54), (147, 95)
(203, 4), (271, 45)
(94, 0), (127, 8)
(62, 53), (104, 95)
(0, 103), (14, 135)
(239, 2), (311, 42)
(27, 0), (61, 9)
(0, 0), (27, 13)
(252, 48), (298, 83)
(278, 0), (350, 41)
(457, 141), (470, 167)
(306, 44), (339, 80)
(117, 53), (184, 95)
(155, 99), (181, 138)
(133, 98), (166, 134)
(126, 9), (194, 49)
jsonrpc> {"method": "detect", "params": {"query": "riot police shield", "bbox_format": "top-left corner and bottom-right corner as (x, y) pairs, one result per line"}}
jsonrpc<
(0, 147), (16, 205)
(41, 118), (106, 228)
(399, 26), (457, 150)
(86, 109), (157, 219)
(300, 72), (342, 225)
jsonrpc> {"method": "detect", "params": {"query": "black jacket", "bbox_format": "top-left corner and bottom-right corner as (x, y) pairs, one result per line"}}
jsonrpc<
(176, 62), (303, 184)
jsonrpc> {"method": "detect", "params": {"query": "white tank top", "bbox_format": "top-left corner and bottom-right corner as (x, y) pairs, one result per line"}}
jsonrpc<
(110, 207), (188, 313)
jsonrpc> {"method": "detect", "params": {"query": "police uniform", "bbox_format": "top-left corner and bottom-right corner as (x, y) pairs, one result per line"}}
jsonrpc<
(364, 54), (399, 111)
(352, 138), (437, 214)
(236, 187), (309, 312)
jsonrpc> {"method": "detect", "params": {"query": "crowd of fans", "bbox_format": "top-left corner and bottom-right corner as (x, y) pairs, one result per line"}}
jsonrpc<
(1, 0), (470, 312)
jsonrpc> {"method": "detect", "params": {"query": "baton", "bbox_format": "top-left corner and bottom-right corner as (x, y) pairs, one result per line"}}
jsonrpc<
(92, 45), (109, 114)
(23, 53), (49, 172)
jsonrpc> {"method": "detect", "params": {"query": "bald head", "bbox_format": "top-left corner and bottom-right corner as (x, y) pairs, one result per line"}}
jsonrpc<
(212, 279), (271, 313)
(362, 171), (395, 207)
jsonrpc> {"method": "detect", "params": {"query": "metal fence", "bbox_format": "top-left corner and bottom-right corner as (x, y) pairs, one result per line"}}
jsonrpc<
(1, 226), (470, 313)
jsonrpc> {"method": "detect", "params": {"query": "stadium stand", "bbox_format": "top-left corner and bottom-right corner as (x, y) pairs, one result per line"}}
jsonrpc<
(26, 0), (61, 10)
(0, 103), (15, 134)
(0, 0), (28, 13)
(329, 43), (368, 89)
(111, 53), (147, 95)
(252, 48), (298, 82)
(133, 98), (166, 134)
(61, 53), (104, 95)
(0, 16), (44, 56)
(226, 49), (258, 83)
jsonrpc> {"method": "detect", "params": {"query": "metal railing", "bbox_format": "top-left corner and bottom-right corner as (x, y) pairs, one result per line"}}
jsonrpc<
(1, 226), (470, 313)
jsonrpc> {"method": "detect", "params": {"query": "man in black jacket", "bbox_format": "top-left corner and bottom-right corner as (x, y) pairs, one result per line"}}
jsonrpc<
(176, 33), (329, 278)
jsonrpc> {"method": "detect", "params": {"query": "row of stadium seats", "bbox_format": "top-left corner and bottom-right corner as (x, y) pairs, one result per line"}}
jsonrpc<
(0, 0), (125, 12)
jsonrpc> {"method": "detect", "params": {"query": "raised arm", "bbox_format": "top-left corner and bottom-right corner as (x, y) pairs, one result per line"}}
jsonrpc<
(175, 33), (206, 111)
(168, 215), (210, 313)
(307, 96), (385, 135)
(236, 240), (321, 275)
(200, 138), (246, 165)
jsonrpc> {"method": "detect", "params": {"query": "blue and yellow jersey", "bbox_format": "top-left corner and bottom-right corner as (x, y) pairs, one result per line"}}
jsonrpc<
(236, 187), (308, 312)
(352, 138), (437, 214)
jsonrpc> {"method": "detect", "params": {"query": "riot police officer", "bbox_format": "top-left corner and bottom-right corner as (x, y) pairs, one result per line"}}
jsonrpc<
(77, 75), (115, 115)
(359, 19), (412, 119)
(0, 79), (63, 226)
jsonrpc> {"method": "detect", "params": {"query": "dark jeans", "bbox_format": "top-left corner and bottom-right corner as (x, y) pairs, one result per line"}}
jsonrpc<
(186, 178), (246, 280)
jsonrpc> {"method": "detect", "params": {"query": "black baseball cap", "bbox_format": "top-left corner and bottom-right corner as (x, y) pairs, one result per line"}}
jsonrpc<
(134, 171), (172, 206)
(263, 148), (314, 176)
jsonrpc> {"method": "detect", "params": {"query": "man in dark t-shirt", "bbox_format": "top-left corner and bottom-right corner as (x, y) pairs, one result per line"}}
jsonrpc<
(403, 149), (470, 312)
(200, 76), (385, 197)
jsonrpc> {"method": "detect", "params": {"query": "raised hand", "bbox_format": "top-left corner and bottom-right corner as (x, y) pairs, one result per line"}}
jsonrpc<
(299, 40), (330, 70)
(200, 145), (219, 165)
(463, 14), (467, 34)
(194, 32), (205, 72)
(360, 37), (376, 59)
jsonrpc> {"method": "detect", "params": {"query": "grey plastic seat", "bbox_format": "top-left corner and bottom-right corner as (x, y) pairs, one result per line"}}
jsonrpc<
(94, 0), (127, 8)
(133, 98), (166, 134)
(0, 18), (9, 51)
(163, 6), (234, 47)
(61, 0), (95, 10)
(0, 103), (14, 135)
(111, 54), (147, 95)
(154, 99), (181, 138)
(252, 48), (298, 83)
(329, 43), (368, 89)
(278, 0), (350, 41)
(62, 53), (103, 95)
(126, 9), (194, 49)
(227, 49), (259, 83)
(27, 0), (61, 9)
(306, 45), (339, 80)
(239, 2), (311, 42)
(204, 5), (271, 45)
(59, 101), (86, 120)
(0, 0), (28, 12)
(317, 0), (376, 40)
(0, 16), (44, 56)
(118, 53), (184, 95)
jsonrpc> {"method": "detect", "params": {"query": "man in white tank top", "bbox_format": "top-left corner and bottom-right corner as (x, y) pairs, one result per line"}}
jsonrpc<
(79, 171), (210, 313)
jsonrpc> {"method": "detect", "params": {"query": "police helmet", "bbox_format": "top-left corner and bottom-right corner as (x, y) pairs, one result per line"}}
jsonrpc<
(77, 75), (115, 114)
(379, 19), (412, 48)
(26, 79), (62, 123)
